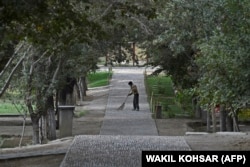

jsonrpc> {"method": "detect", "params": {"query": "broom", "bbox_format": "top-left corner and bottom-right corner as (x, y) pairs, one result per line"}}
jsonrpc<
(117, 95), (129, 110)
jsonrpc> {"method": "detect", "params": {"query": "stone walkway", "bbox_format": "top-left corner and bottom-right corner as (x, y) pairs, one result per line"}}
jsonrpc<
(60, 67), (191, 167)
(100, 67), (158, 136)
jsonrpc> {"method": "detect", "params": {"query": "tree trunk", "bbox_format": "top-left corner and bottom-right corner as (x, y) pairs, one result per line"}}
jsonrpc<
(30, 114), (40, 144)
(192, 97), (201, 118)
(132, 42), (135, 66)
(78, 76), (87, 101)
(40, 114), (47, 144)
(232, 110), (240, 132)
(78, 78), (84, 101)
(47, 108), (56, 140)
(206, 110), (211, 132)
(195, 105), (202, 119)
(27, 87), (41, 144)
(19, 114), (27, 147)
(82, 76), (87, 96)
(211, 107), (216, 133)
(46, 95), (56, 140)
(58, 77), (77, 105)
(226, 112), (233, 131)
(55, 91), (59, 129)
(75, 79), (81, 102)
(220, 105), (226, 131)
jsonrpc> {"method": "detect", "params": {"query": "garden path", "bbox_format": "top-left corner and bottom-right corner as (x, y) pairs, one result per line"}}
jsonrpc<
(60, 67), (191, 167)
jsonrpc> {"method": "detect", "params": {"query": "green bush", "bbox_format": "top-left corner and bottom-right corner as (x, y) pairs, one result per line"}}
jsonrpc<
(175, 89), (195, 116)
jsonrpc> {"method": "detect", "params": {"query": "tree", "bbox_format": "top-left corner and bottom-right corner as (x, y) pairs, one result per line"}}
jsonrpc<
(83, 0), (157, 64)
(142, 0), (200, 88)
(140, 0), (250, 132)
(0, 0), (159, 144)
(0, 0), (104, 143)
(195, 0), (250, 131)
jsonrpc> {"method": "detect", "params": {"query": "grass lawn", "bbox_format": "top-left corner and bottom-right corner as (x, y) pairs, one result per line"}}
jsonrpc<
(87, 71), (112, 88)
(145, 75), (189, 118)
(0, 101), (24, 115)
(0, 71), (112, 115)
(146, 76), (175, 97)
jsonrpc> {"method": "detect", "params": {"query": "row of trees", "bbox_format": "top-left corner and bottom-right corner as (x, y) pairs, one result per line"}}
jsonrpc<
(0, 0), (157, 144)
(143, 0), (250, 131)
(1, 0), (249, 144)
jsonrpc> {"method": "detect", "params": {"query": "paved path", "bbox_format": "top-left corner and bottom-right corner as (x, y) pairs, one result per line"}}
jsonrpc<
(100, 67), (158, 135)
(60, 67), (191, 167)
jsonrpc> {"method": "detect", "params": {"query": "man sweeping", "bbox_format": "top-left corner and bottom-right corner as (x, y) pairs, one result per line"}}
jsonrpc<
(128, 81), (139, 111)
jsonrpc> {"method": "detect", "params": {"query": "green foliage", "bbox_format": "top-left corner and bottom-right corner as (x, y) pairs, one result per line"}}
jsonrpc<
(1, 0), (250, 133)
(0, 0), (159, 125)
(142, 0), (250, 115)
(238, 109), (250, 121)
(198, 0), (250, 111)
(175, 88), (195, 115)
(143, 0), (207, 88)
(196, 17), (250, 110)
(87, 71), (112, 88)
(145, 75), (191, 118)
(74, 110), (87, 118)
(146, 76), (175, 97)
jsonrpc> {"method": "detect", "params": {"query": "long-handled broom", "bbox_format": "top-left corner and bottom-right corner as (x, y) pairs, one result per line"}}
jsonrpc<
(117, 95), (129, 110)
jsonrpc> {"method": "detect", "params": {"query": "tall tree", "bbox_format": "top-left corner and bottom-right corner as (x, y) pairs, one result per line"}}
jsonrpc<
(0, 0), (159, 144)
(196, 0), (250, 131)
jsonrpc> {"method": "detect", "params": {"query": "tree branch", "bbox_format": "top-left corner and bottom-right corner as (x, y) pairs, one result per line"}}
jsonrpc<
(98, 3), (114, 19)
(33, 49), (49, 66)
(130, 16), (153, 35)
(45, 55), (63, 97)
(0, 42), (24, 78)
(0, 45), (32, 97)
(92, 2), (117, 21)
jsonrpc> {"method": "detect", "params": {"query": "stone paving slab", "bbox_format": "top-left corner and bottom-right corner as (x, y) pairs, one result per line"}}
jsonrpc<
(60, 135), (191, 167)
(100, 67), (158, 136)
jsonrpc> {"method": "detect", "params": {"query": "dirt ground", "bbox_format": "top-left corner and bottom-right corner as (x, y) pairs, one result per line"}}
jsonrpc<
(0, 87), (250, 167)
